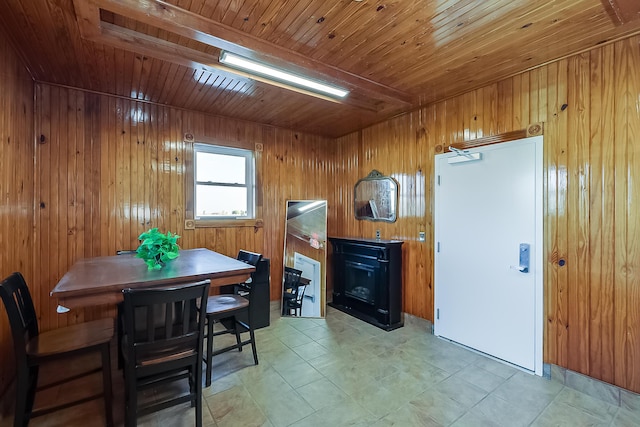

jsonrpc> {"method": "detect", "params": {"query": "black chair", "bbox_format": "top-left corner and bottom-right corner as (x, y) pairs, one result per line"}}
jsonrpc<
(0, 272), (114, 427)
(116, 250), (136, 369)
(116, 250), (137, 255)
(121, 280), (210, 427)
(282, 267), (305, 316)
(204, 250), (262, 387)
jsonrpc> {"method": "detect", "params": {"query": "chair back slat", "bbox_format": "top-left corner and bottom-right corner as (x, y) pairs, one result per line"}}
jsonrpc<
(0, 272), (39, 362)
(181, 300), (191, 335)
(123, 280), (209, 369)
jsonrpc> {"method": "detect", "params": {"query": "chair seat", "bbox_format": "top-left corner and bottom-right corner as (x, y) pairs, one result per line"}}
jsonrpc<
(206, 295), (249, 316)
(26, 318), (114, 358)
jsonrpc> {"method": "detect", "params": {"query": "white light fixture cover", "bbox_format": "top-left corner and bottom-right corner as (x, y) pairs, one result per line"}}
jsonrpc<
(220, 51), (349, 98)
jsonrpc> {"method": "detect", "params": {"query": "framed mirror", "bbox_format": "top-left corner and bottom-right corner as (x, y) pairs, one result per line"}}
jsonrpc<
(282, 200), (327, 318)
(354, 170), (398, 222)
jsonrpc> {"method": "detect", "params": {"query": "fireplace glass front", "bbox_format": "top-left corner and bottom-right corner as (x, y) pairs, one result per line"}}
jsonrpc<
(344, 261), (377, 305)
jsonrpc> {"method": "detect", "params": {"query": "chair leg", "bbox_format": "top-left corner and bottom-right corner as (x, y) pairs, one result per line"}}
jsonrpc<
(195, 365), (203, 427)
(101, 342), (114, 427)
(249, 327), (258, 365)
(13, 365), (34, 427)
(233, 317), (242, 352)
(205, 318), (214, 387)
(125, 380), (137, 427)
(117, 302), (124, 370)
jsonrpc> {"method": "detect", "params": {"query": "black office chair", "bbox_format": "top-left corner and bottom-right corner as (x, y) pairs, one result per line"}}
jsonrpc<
(0, 272), (114, 427)
(121, 280), (210, 427)
(282, 267), (305, 316)
(204, 250), (262, 387)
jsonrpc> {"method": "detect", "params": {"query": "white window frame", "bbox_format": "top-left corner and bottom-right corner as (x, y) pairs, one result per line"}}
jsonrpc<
(193, 143), (255, 220)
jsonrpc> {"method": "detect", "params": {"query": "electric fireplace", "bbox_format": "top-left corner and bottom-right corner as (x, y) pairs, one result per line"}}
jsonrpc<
(329, 237), (403, 330)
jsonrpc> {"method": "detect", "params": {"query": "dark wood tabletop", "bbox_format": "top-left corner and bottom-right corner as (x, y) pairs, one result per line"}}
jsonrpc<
(51, 248), (255, 309)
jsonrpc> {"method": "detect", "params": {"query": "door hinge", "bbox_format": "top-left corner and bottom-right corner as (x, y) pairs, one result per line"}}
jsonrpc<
(437, 308), (440, 320)
(437, 175), (441, 186)
(437, 242), (440, 252)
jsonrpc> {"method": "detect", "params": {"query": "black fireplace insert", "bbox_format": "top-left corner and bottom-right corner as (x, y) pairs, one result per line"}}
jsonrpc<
(329, 237), (403, 330)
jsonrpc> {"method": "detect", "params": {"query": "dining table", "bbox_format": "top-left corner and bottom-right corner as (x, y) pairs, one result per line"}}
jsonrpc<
(51, 248), (256, 310)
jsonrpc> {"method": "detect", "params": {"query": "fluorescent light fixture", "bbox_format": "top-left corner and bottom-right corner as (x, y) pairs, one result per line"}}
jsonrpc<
(219, 51), (349, 98)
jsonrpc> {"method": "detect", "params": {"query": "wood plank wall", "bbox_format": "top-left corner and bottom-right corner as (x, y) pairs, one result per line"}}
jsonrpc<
(2, 27), (640, 398)
(31, 84), (334, 332)
(1, 77), (334, 399)
(0, 31), (34, 397)
(333, 35), (640, 392)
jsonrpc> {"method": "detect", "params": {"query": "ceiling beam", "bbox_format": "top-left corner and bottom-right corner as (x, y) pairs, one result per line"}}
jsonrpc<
(99, 22), (388, 111)
(601, 0), (640, 25)
(73, 0), (414, 109)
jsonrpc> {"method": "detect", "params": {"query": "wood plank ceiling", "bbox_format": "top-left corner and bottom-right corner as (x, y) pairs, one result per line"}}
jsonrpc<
(1, 0), (640, 137)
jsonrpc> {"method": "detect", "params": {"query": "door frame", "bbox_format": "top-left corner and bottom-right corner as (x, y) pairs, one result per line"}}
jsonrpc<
(433, 135), (544, 376)
(294, 252), (322, 317)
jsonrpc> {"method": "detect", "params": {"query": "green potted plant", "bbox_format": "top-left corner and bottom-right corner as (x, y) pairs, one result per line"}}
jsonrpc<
(135, 228), (181, 270)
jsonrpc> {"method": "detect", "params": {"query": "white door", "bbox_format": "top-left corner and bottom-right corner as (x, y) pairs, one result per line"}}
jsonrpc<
(434, 136), (543, 374)
(294, 252), (321, 317)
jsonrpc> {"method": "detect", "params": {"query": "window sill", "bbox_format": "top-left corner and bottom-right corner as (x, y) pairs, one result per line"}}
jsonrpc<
(191, 218), (264, 229)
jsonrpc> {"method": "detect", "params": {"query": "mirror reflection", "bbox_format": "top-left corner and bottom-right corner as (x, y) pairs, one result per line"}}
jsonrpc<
(354, 170), (398, 222)
(282, 200), (327, 318)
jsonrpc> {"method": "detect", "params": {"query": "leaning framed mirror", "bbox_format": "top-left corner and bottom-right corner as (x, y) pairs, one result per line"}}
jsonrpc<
(282, 200), (327, 318)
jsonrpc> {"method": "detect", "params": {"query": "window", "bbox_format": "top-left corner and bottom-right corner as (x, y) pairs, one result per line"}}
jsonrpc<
(193, 143), (255, 219)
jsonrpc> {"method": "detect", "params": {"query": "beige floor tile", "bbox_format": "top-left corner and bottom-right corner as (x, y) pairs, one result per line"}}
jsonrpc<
(491, 371), (563, 413)
(300, 325), (335, 341)
(564, 370), (620, 406)
(530, 400), (610, 427)
(241, 367), (294, 402)
(206, 384), (269, 427)
(473, 357), (520, 379)
(435, 375), (490, 409)
(552, 387), (618, 423)
(452, 364), (507, 393)
(450, 411), (500, 427)
(256, 388), (314, 427)
(471, 394), (542, 427)
(611, 407), (640, 427)
(12, 306), (640, 427)
(406, 388), (468, 425)
(290, 341), (330, 361)
(296, 378), (349, 411)
(272, 360), (324, 389)
(287, 399), (377, 427)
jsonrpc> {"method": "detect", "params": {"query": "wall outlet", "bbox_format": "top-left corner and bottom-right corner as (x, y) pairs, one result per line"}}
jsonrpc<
(376, 229), (381, 240)
(419, 231), (426, 242)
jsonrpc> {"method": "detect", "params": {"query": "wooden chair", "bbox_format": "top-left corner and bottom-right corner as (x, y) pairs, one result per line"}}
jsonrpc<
(204, 250), (262, 387)
(282, 267), (305, 316)
(121, 279), (210, 427)
(0, 272), (114, 427)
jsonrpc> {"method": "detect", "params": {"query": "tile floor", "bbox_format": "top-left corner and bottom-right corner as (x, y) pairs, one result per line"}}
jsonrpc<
(4, 306), (640, 426)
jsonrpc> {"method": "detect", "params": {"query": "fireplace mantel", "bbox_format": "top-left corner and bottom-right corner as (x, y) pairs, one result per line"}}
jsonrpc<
(328, 237), (403, 330)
